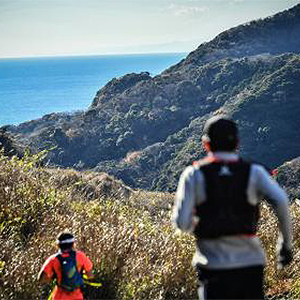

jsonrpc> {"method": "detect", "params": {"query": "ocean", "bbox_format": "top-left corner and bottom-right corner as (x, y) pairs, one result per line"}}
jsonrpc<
(0, 53), (187, 126)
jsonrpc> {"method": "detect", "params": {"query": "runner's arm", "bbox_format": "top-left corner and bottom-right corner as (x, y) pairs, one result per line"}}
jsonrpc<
(37, 256), (55, 284)
(255, 165), (293, 250)
(82, 252), (94, 279)
(172, 166), (202, 232)
(37, 270), (52, 284)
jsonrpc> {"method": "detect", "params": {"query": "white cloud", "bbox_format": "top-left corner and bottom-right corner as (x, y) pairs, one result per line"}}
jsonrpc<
(167, 3), (209, 17)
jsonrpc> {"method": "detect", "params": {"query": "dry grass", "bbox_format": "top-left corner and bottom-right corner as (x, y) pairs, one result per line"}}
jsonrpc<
(0, 151), (299, 299)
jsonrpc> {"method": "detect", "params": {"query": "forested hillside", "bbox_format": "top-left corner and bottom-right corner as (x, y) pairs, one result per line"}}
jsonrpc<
(5, 3), (300, 191)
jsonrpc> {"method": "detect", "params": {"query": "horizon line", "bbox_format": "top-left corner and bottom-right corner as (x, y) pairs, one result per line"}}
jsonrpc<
(0, 50), (189, 60)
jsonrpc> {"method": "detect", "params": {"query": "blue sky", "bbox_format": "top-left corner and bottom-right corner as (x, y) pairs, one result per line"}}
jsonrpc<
(0, 0), (299, 58)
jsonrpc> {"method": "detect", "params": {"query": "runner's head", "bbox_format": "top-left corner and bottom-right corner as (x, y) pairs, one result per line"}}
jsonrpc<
(202, 115), (239, 152)
(56, 231), (75, 251)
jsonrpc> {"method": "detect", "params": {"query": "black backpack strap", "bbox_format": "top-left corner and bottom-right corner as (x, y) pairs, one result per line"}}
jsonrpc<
(69, 250), (82, 274)
(56, 252), (63, 264)
(56, 251), (76, 268)
(69, 250), (76, 260)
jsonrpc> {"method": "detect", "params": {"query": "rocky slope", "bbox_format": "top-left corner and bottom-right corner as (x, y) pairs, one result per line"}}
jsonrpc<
(0, 128), (22, 158)
(5, 3), (300, 191)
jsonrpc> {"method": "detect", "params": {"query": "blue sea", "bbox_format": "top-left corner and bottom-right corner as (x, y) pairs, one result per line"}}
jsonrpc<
(0, 53), (186, 126)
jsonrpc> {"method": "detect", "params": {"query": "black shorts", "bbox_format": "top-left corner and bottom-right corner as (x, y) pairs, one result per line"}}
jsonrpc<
(196, 265), (264, 300)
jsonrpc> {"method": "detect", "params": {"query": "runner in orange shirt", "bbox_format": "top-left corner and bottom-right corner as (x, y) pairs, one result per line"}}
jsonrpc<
(38, 232), (94, 300)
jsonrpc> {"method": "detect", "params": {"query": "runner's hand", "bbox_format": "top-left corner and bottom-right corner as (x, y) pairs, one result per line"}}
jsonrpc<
(278, 245), (293, 268)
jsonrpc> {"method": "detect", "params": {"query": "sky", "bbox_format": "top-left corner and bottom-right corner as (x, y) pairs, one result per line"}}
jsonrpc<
(0, 0), (299, 58)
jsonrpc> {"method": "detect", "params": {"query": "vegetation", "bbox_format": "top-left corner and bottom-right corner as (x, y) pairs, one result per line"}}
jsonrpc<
(1, 151), (300, 300)
(0, 151), (195, 299)
(274, 156), (300, 202)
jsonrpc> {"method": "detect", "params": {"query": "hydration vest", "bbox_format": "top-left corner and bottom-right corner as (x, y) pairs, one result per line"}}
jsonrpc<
(56, 250), (84, 292)
(193, 157), (259, 239)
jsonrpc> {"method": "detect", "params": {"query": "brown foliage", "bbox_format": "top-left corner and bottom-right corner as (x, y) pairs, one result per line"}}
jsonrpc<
(0, 151), (300, 299)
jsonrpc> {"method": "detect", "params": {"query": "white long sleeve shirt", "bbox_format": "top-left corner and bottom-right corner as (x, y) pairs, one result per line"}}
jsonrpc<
(172, 152), (292, 269)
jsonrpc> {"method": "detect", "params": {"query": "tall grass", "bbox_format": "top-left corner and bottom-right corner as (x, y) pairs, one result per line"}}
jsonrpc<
(0, 151), (299, 299)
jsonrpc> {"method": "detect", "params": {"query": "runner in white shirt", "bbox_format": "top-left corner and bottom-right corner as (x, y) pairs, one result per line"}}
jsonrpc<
(172, 115), (293, 300)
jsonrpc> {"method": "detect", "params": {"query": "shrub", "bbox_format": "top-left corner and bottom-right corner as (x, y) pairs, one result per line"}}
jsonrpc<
(0, 151), (299, 299)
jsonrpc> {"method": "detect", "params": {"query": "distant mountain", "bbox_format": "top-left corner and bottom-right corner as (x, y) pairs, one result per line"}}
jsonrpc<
(6, 4), (300, 191)
(166, 3), (300, 73)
